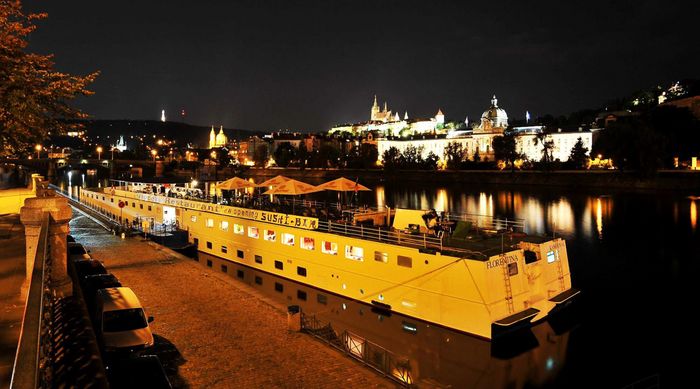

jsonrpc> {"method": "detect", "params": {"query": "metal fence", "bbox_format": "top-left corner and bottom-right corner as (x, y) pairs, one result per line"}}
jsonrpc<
(10, 213), (52, 389)
(300, 313), (414, 387)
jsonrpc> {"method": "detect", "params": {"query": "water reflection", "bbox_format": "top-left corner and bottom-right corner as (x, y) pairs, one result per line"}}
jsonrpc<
(197, 252), (570, 388)
(373, 184), (638, 241)
(691, 200), (697, 232)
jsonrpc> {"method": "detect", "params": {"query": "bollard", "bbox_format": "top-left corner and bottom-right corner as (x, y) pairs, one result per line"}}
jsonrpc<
(287, 305), (301, 332)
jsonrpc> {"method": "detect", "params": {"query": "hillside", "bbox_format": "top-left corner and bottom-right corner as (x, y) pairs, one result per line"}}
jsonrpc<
(80, 120), (260, 148)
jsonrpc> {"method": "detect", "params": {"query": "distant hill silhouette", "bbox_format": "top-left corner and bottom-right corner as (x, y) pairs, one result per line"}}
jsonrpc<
(79, 119), (261, 148)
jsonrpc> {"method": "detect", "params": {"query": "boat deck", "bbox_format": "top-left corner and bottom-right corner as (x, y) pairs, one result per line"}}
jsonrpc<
(91, 187), (549, 260)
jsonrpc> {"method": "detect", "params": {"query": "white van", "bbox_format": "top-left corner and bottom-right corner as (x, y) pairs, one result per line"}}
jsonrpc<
(96, 287), (154, 354)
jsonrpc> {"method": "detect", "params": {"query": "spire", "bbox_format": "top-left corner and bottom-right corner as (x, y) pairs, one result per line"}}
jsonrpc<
(383, 101), (388, 112)
(394, 112), (400, 121)
(219, 125), (224, 135)
(404, 111), (408, 120)
(161, 109), (166, 122)
(210, 126), (215, 136)
(465, 116), (469, 126)
(373, 95), (378, 108)
(491, 95), (498, 107)
(436, 108), (444, 116)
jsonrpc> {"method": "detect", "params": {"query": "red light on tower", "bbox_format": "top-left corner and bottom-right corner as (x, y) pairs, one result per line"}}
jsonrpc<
(180, 109), (186, 117)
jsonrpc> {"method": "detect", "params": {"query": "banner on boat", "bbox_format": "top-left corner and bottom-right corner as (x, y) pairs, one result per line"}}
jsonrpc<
(134, 192), (319, 230)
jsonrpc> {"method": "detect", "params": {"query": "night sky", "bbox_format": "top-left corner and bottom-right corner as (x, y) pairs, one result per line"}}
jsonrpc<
(26, 0), (700, 132)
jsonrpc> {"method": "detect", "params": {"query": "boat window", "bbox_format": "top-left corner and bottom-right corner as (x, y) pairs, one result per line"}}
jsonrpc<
(255, 276), (262, 285)
(374, 251), (388, 263)
(282, 233), (295, 246)
(148, 206), (151, 211)
(274, 260), (284, 270)
(345, 245), (364, 261)
(508, 262), (519, 276)
(220, 221), (229, 231)
(301, 237), (315, 250)
(274, 282), (283, 292)
(237, 249), (244, 259)
(191, 215), (197, 223)
(255, 255), (263, 264)
(264, 229), (276, 242)
(397, 255), (412, 268)
(546, 250), (557, 263)
(248, 226), (259, 239)
(206, 218), (214, 228)
(221, 245), (227, 253)
(317, 294), (327, 305)
(524, 250), (539, 264)
(237, 269), (244, 279)
(322, 241), (338, 255)
(234, 224), (244, 235)
(297, 266), (307, 276)
(206, 241), (212, 249)
(297, 290), (307, 301)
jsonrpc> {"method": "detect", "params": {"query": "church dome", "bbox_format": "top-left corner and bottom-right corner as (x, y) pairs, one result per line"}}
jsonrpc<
(481, 95), (508, 128)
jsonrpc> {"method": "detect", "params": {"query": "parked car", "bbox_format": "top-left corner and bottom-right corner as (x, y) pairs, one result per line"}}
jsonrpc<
(106, 354), (172, 389)
(82, 273), (122, 315)
(68, 242), (91, 261)
(73, 259), (108, 290)
(95, 287), (154, 354)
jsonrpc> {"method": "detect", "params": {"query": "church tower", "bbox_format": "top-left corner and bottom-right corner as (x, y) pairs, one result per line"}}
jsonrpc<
(209, 126), (216, 149)
(370, 95), (380, 121)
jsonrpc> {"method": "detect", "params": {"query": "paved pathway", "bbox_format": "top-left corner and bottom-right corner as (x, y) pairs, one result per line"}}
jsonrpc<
(69, 208), (392, 388)
(0, 215), (25, 389)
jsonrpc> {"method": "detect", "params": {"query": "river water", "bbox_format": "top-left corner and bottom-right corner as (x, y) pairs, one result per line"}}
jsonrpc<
(57, 173), (698, 388)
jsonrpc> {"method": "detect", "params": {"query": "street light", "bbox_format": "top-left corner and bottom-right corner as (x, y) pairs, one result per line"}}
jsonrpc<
(35, 144), (42, 159)
(151, 149), (158, 162)
(96, 146), (103, 160)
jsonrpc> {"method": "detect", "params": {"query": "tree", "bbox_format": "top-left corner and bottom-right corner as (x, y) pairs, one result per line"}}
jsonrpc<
(316, 143), (339, 168)
(298, 141), (308, 170)
(492, 133), (521, 171)
(568, 137), (589, 169)
(423, 152), (439, 170)
(473, 148), (481, 163)
(444, 142), (465, 170)
(382, 146), (402, 170)
(273, 142), (296, 167)
(401, 145), (424, 169)
(253, 144), (268, 167)
(534, 132), (554, 168)
(1, 1), (99, 155)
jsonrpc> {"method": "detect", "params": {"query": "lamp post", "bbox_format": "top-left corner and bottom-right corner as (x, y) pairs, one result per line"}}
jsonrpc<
(151, 149), (158, 162)
(35, 144), (42, 159)
(96, 146), (103, 160)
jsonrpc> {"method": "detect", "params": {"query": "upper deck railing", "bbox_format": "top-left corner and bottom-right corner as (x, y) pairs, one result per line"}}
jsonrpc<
(88, 186), (526, 259)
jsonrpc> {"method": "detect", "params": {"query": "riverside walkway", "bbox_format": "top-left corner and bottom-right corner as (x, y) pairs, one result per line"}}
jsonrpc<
(69, 207), (391, 388)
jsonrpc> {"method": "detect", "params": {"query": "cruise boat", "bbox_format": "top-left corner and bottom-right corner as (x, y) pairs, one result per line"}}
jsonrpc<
(77, 178), (578, 340)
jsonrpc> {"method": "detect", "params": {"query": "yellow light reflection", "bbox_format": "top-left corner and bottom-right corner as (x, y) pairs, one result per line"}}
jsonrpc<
(691, 200), (697, 232)
(596, 198), (603, 239)
(435, 188), (448, 212)
(548, 199), (574, 236)
(375, 185), (385, 209)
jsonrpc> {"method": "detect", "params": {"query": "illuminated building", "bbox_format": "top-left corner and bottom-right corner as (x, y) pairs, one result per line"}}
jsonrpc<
(209, 125), (228, 149)
(330, 96), (448, 137)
